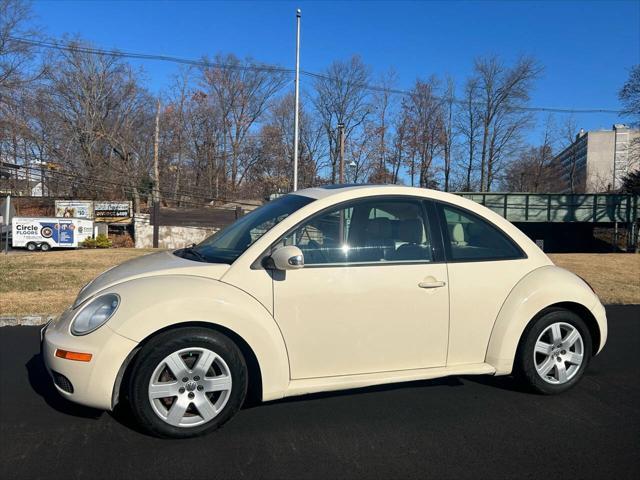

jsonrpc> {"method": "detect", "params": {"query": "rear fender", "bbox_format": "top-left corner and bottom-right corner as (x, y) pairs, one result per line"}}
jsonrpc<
(485, 265), (600, 374)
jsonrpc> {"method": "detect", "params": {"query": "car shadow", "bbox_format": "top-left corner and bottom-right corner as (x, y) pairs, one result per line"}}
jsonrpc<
(109, 401), (159, 437)
(461, 374), (531, 393)
(26, 354), (103, 419)
(105, 377), (468, 438)
(27, 350), (531, 434)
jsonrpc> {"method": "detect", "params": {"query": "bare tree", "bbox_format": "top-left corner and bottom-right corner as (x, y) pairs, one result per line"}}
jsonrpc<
(298, 102), (326, 187)
(312, 56), (371, 183)
(485, 105), (531, 190)
(270, 93), (325, 189)
(403, 77), (443, 188)
(619, 64), (640, 169)
(557, 116), (585, 193)
(180, 89), (224, 199)
(503, 143), (560, 193)
(619, 64), (640, 123)
(0, 0), (40, 178)
(440, 76), (455, 191)
(201, 53), (288, 194)
(346, 129), (376, 183)
(162, 68), (194, 205)
(455, 77), (481, 191)
(367, 69), (397, 183)
(529, 116), (558, 192)
(33, 39), (155, 204)
(387, 109), (409, 184)
(0, 0), (38, 93)
(473, 55), (541, 191)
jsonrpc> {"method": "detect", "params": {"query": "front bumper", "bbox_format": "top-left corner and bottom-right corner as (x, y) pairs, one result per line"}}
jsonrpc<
(41, 308), (138, 411)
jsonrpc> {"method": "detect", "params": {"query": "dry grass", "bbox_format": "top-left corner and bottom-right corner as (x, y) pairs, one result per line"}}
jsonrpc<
(1, 250), (638, 317)
(0, 249), (154, 317)
(549, 253), (640, 305)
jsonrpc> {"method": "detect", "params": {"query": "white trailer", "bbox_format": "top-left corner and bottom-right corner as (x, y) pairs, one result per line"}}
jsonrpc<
(11, 217), (94, 251)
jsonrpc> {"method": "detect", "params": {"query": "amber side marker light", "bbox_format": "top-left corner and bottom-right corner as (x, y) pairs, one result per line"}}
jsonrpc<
(55, 349), (93, 362)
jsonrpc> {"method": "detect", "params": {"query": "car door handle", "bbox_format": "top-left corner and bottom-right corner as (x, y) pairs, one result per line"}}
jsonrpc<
(418, 280), (446, 289)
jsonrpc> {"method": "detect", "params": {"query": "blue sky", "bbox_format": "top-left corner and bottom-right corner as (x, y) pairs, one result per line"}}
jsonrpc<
(30, 0), (640, 143)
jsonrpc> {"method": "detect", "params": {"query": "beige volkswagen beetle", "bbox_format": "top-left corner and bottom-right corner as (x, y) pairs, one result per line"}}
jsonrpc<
(41, 185), (607, 438)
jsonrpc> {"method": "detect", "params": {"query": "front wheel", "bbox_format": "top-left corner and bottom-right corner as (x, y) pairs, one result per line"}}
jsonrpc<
(127, 327), (248, 438)
(516, 309), (592, 394)
(39, 242), (51, 252)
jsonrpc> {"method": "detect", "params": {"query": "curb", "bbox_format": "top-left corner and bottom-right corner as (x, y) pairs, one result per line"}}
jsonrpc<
(0, 315), (56, 327)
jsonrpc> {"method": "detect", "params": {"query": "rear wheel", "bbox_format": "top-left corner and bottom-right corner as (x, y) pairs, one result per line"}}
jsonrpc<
(127, 328), (247, 438)
(516, 308), (592, 394)
(39, 242), (51, 252)
(26, 242), (37, 252)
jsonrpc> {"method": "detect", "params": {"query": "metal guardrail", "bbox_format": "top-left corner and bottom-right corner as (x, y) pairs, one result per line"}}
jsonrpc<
(456, 193), (639, 224)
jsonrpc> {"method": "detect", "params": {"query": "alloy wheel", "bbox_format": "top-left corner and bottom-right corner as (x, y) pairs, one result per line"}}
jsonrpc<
(148, 347), (232, 428)
(533, 322), (584, 385)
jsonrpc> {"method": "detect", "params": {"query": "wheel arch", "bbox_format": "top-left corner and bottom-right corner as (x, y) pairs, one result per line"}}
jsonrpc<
(512, 302), (600, 362)
(112, 321), (263, 409)
(102, 275), (290, 407)
(485, 265), (603, 375)
(546, 302), (601, 354)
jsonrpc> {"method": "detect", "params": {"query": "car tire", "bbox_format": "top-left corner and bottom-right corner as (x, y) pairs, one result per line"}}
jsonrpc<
(39, 243), (50, 252)
(515, 308), (592, 395)
(127, 327), (248, 438)
(26, 242), (37, 252)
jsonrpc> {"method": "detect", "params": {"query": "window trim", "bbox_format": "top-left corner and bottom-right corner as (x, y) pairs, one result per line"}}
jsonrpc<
(433, 200), (527, 263)
(253, 195), (442, 269)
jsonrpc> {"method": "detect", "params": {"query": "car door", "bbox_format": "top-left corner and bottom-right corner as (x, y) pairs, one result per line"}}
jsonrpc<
(271, 196), (449, 380)
(434, 201), (532, 366)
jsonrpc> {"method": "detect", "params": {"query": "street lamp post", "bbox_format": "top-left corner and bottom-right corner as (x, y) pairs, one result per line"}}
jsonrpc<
(292, 9), (301, 191)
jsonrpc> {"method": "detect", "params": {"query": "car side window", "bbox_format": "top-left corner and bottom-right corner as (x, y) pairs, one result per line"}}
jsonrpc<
(438, 203), (523, 261)
(280, 198), (434, 266)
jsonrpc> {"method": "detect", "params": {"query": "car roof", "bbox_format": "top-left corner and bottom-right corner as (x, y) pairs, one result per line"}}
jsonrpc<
(294, 184), (435, 200)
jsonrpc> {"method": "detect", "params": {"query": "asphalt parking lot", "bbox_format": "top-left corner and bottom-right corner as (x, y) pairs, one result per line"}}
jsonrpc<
(1, 305), (638, 480)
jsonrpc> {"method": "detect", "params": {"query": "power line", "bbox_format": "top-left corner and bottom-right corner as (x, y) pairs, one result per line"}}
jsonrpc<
(9, 35), (624, 115)
(14, 163), (267, 208)
(9, 37), (295, 76)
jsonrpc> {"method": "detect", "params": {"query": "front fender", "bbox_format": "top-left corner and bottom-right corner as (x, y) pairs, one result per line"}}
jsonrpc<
(485, 265), (601, 374)
(105, 275), (290, 401)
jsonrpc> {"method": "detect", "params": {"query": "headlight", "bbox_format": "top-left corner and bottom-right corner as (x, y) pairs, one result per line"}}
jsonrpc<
(71, 294), (120, 336)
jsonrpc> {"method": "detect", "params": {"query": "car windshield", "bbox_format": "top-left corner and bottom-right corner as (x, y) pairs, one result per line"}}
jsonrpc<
(176, 194), (315, 264)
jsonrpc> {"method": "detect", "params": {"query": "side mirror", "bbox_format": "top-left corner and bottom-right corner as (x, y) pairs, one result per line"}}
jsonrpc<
(270, 245), (304, 270)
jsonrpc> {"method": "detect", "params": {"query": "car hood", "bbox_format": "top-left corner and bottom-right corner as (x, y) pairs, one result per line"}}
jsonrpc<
(73, 250), (230, 307)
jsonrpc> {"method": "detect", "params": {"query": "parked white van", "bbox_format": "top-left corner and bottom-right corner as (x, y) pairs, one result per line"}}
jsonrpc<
(11, 217), (94, 251)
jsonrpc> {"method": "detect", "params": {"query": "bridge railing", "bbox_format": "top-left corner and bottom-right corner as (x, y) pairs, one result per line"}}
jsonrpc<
(455, 193), (639, 224)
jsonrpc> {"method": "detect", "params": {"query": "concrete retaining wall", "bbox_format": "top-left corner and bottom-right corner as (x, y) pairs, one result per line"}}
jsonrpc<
(134, 214), (219, 249)
(0, 315), (55, 327)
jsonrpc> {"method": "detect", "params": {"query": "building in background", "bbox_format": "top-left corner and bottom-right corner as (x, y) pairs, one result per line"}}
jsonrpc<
(552, 124), (639, 193)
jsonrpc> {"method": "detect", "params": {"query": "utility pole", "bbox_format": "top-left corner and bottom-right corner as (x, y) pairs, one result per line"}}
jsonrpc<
(338, 122), (345, 184)
(41, 162), (46, 197)
(292, 8), (301, 191)
(152, 98), (161, 248)
(3, 195), (10, 255)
